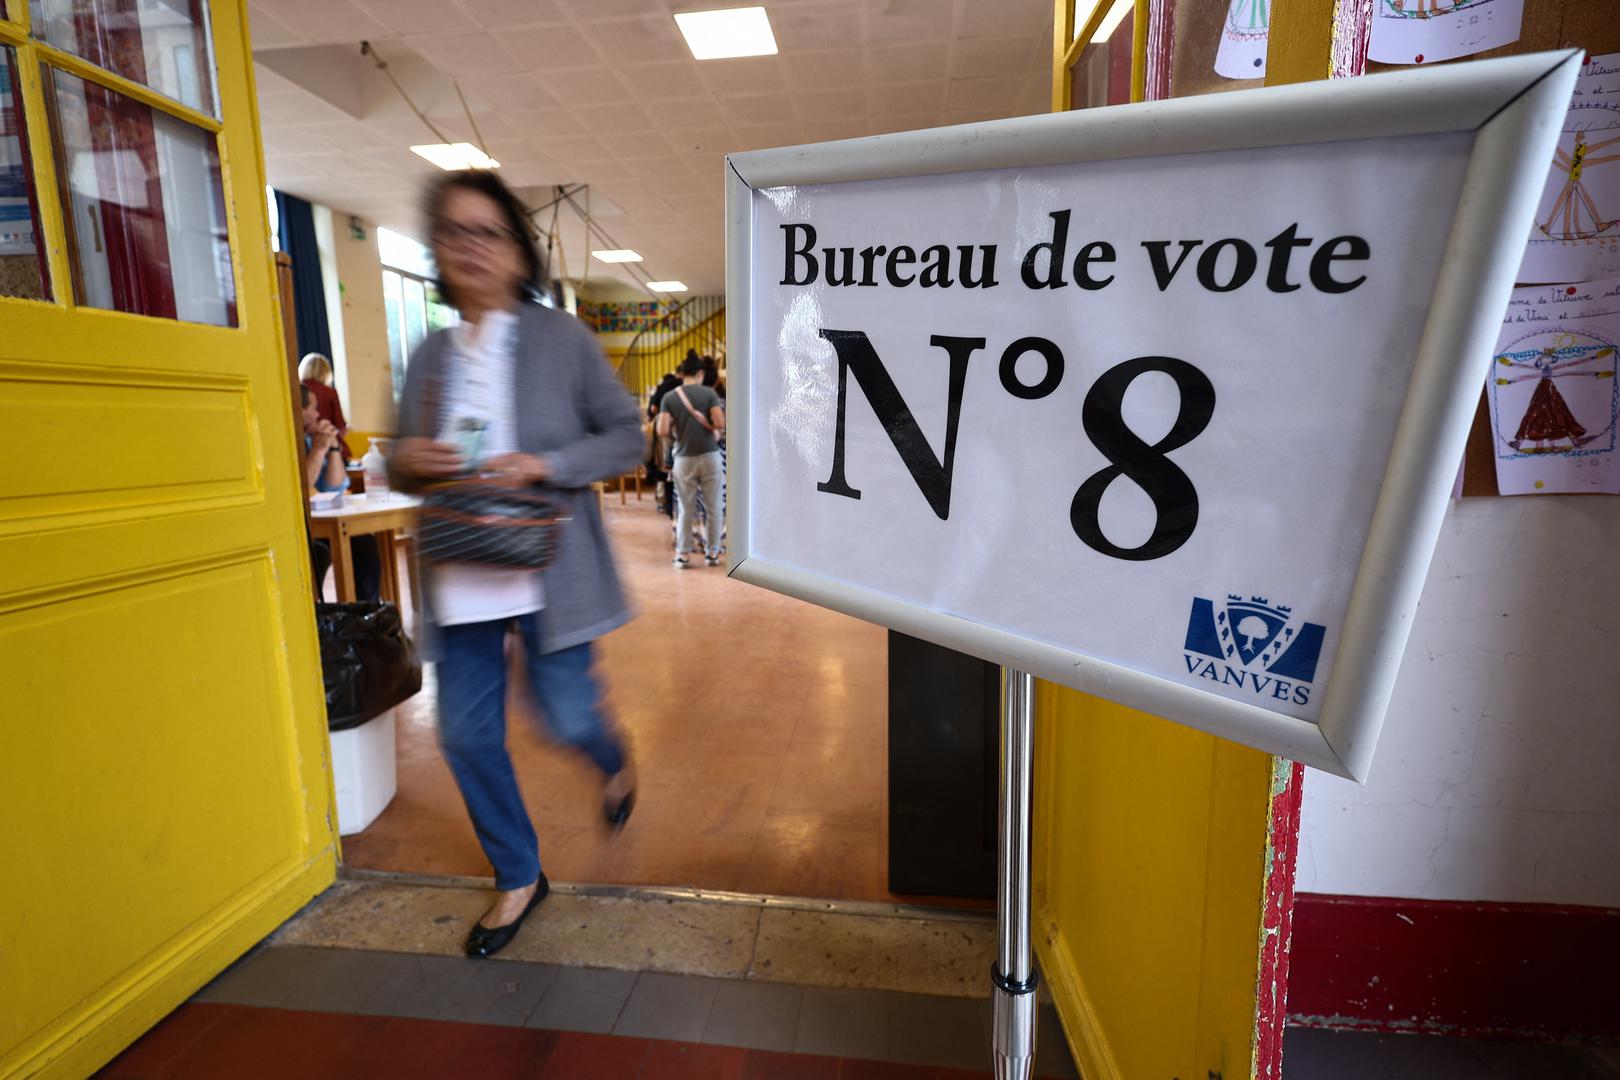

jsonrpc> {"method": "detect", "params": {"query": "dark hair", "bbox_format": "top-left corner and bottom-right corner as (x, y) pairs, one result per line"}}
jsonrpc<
(300, 384), (313, 405)
(423, 170), (545, 308)
(678, 353), (705, 378)
(701, 355), (719, 388)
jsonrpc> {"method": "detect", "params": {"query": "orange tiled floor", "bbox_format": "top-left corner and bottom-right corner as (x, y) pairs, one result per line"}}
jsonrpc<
(343, 493), (917, 902)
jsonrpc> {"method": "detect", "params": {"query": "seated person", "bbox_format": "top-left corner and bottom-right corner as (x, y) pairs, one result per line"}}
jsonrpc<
(302, 385), (382, 602)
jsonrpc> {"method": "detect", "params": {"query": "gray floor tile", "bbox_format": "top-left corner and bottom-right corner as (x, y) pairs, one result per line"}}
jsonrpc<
(526, 966), (639, 1034)
(613, 972), (721, 1042)
(1035, 1004), (1081, 1080)
(793, 986), (891, 1060)
(192, 946), (303, 1007)
(354, 953), (484, 1019)
(1468, 1039), (1616, 1080)
(276, 949), (424, 1013)
(885, 991), (992, 1070)
(701, 979), (803, 1052)
(449, 961), (562, 1027)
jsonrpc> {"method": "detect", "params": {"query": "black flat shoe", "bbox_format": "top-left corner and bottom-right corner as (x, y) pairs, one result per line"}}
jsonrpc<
(464, 874), (549, 958)
(604, 789), (636, 828)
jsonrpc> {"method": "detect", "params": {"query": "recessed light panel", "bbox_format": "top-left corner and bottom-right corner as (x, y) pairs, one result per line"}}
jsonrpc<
(674, 6), (778, 60)
(410, 143), (501, 170)
(646, 280), (689, 291)
(592, 249), (644, 263)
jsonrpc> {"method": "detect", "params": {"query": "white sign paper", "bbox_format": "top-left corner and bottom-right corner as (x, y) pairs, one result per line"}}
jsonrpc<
(747, 137), (1469, 728)
(726, 53), (1580, 779)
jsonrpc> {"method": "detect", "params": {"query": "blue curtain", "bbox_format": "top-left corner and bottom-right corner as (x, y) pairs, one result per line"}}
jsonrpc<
(274, 190), (333, 363)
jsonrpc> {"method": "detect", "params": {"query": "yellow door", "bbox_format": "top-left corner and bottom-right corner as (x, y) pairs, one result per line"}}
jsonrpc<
(0, 3), (335, 1077)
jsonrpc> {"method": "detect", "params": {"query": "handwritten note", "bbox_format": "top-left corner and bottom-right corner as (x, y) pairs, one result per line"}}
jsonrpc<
(1488, 277), (1620, 495)
(1518, 52), (1620, 285)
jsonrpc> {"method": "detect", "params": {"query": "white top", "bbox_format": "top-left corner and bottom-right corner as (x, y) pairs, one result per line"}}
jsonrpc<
(428, 310), (546, 627)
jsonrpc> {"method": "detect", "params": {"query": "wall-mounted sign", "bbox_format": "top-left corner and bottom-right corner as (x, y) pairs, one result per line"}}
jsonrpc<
(724, 52), (1579, 781)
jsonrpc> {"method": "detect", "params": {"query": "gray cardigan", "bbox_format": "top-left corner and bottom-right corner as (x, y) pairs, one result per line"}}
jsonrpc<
(391, 301), (644, 654)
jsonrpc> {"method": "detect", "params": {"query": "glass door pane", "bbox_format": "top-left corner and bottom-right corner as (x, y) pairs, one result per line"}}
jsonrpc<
(48, 66), (236, 325)
(0, 46), (49, 299)
(30, 0), (217, 115)
(402, 276), (427, 355)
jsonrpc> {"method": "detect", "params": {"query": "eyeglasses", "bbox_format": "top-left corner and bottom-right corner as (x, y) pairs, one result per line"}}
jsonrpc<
(431, 218), (520, 250)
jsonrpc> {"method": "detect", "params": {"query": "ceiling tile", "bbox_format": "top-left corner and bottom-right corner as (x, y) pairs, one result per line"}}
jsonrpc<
(246, 5), (307, 48)
(658, 97), (729, 129)
(453, 0), (568, 28)
(536, 133), (612, 162)
(572, 102), (657, 134)
(665, 127), (734, 154)
(405, 32), (525, 77)
(572, 159), (637, 182)
(699, 57), (787, 97)
(733, 123), (806, 151)
(561, 0), (672, 19)
(625, 156), (687, 180)
(260, 0), (388, 44)
(952, 36), (1035, 80)
(779, 49), (867, 90)
(581, 15), (689, 64)
(871, 80), (943, 115)
(723, 93), (795, 127)
(944, 75), (1027, 112)
(801, 117), (872, 142)
(958, 0), (1051, 39)
(459, 73), (558, 112)
(537, 67), (632, 104)
(594, 130), (674, 158)
(505, 108), (587, 137)
(770, 1), (865, 52)
(353, 0), (474, 34)
(793, 87), (867, 122)
(617, 61), (709, 99)
(871, 113), (939, 134)
(498, 24), (605, 70)
(862, 0), (956, 43)
(867, 41), (951, 84)
(483, 137), (551, 165)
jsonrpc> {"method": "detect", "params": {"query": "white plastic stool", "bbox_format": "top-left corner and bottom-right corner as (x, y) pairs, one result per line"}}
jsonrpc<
(329, 708), (397, 836)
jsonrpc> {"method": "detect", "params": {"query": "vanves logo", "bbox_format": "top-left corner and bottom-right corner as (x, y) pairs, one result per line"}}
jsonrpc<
(1184, 595), (1326, 707)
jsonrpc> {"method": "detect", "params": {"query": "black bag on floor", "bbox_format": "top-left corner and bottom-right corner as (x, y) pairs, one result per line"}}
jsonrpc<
(315, 601), (422, 732)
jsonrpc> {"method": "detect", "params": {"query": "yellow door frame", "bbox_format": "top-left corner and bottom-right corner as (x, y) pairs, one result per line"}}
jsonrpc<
(0, 3), (337, 1077)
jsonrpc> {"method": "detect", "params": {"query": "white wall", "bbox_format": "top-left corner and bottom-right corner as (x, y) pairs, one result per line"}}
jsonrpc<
(316, 209), (394, 435)
(1296, 496), (1620, 908)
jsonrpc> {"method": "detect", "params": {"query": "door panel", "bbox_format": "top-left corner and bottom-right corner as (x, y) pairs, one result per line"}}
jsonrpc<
(0, 3), (336, 1077)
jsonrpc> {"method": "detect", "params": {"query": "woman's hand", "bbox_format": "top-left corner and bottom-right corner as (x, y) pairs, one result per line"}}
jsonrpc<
(309, 419), (338, 454)
(393, 437), (466, 479)
(485, 452), (550, 485)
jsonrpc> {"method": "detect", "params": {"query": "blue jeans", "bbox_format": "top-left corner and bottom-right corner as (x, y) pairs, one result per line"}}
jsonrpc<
(436, 611), (625, 890)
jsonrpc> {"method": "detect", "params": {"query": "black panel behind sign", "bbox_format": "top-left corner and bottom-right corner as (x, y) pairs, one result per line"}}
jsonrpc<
(887, 630), (998, 899)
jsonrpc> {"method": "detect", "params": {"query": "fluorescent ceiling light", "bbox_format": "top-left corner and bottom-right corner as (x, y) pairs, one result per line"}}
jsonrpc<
(592, 249), (644, 263)
(410, 142), (500, 170)
(674, 6), (778, 60)
(646, 280), (688, 292)
(1091, 0), (1134, 43)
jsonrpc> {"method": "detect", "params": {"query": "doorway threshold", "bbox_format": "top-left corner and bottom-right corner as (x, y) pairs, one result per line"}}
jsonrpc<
(269, 868), (996, 999)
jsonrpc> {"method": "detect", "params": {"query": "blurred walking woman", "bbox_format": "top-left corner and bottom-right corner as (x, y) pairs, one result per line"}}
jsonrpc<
(390, 171), (642, 958)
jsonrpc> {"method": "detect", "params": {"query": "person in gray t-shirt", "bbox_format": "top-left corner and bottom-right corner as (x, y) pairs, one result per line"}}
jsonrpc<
(658, 354), (726, 566)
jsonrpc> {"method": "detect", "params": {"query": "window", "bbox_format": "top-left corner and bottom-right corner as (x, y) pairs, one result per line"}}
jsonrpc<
(378, 226), (455, 399)
(29, 0), (218, 116)
(47, 66), (236, 325)
(0, 45), (48, 299)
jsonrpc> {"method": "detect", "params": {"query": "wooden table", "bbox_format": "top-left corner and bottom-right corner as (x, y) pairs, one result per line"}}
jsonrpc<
(308, 492), (421, 604)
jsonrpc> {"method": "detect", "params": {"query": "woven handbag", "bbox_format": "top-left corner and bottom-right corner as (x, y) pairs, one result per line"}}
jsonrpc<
(417, 480), (566, 569)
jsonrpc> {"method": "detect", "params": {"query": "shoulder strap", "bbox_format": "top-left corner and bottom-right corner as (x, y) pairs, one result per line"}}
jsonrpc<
(673, 386), (716, 433)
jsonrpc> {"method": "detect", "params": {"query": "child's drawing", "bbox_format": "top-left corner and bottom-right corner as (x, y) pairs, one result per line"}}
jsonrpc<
(1214, 0), (1268, 80)
(1367, 0), (1522, 66)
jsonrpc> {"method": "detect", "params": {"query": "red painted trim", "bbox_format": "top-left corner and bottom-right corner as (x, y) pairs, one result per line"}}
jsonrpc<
(1143, 0), (1175, 102)
(1255, 761), (1305, 1080)
(1332, 0), (1373, 78)
(1288, 893), (1620, 1040)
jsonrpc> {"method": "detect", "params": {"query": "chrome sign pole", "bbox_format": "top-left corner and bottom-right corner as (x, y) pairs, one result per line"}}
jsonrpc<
(992, 667), (1038, 1080)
